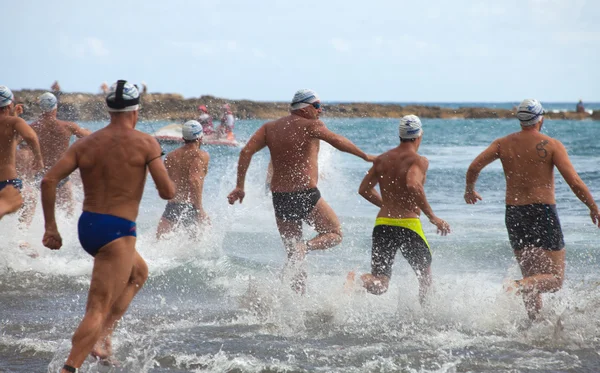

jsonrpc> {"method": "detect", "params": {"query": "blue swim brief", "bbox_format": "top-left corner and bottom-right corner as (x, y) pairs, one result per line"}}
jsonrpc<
(78, 211), (137, 257)
(0, 179), (23, 192)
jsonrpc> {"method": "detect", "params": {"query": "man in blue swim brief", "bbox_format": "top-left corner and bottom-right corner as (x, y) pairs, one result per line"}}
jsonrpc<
(41, 80), (175, 373)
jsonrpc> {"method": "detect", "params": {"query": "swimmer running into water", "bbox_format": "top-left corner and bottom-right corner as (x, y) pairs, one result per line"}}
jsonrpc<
(42, 80), (175, 372)
(157, 120), (210, 239)
(465, 99), (600, 320)
(228, 89), (374, 293)
(347, 115), (450, 304)
(0, 85), (44, 220)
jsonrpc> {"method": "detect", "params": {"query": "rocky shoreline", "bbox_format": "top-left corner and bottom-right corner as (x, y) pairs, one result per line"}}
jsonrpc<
(13, 89), (599, 122)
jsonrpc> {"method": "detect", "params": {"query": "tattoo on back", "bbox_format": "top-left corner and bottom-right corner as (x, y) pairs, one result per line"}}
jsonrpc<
(536, 140), (549, 158)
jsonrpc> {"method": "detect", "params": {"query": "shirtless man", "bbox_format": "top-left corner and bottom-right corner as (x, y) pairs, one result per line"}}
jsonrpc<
(29, 92), (91, 216)
(0, 86), (44, 220)
(157, 120), (210, 239)
(228, 89), (374, 292)
(348, 115), (450, 303)
(41, 80), (175, 372)
(465, 99), (600, 320)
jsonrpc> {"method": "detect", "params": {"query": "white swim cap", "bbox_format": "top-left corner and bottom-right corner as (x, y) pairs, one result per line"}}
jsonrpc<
(399, 115), (423, 139)
(291, 89), (320, 110)
(516, 99), (546, 126)
(39, 92), (58, 113)
(182, 120), (203, 141)
(106, 80), (140, 112)
(0, 86), (14, 108)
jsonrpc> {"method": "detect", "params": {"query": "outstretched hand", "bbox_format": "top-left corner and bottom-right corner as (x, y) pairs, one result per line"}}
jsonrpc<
(464, 190), (482, 204)
(43, 229), (63, 250)
(591, 207), (600, 228)
(365, 154), (377, 162)
(430, 216), (451, 236)
(227, 187), (245, 205)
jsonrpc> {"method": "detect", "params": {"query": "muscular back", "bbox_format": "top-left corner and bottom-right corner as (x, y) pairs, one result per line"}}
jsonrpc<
(265, 115), (321, 192)
(30, 118), (83, 170)
(497, 131), (557, 205)
(375, 147), (425, 219)
(73, 126), (158, 221)
(164, 145), (209, 208)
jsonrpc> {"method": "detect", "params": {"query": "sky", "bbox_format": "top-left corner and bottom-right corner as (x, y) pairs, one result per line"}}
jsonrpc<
(3, 0), (599, 102)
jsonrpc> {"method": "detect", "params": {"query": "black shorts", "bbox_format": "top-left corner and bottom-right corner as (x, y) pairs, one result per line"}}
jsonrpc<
(272, 188), (321, 222)
(162, 202), (199, 226)
(371, 225), (432, 278)
(505, 204), (565, 251)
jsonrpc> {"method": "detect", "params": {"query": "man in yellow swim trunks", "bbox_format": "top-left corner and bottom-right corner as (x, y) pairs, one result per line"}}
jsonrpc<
(348, 115), (450, 304)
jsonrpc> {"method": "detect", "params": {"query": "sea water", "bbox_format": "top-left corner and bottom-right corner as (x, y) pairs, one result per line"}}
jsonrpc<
(1, 116), (600, 372)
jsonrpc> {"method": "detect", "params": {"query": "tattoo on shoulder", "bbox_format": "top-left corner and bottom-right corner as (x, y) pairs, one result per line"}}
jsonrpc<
(536, 140), (549, 159)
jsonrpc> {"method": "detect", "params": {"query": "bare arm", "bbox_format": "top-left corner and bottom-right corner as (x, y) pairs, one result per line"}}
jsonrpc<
(553, 141), (599, 221)
(465, 140), (500, 203)
(67, 121), (92, 138)
(358, 164), (382, 207)
(407, 157), (450, 234)
(41, 145), (78, 241)
(14, 118), (43, 172)
(146, 139), (175, 200)
(310, 121), (372, 161)
(236, 125), (267, 189)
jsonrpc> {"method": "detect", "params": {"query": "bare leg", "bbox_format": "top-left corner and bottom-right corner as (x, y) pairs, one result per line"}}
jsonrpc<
(61, 237), (137, 371)
(156, 217), (174, 240)
(416, 266), (432, 305)
(513, 247), (566, 320)
(92, 251), (148, 359)
(305, 199), (343, 251)
(18, 184), (37, 229)
(0, 186), (23, 220)
(275, 218), (306, 293)
(359, 272), (390, 295)
(57, 181), (75, 217)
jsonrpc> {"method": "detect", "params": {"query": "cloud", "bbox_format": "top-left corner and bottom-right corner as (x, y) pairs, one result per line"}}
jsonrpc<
(59, 34), (110, 59)
(330, 38), (351, 52)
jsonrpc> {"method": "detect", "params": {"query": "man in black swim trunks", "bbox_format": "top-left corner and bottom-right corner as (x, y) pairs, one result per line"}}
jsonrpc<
(228, 89), (374, 292)
(347, 115), (450, 304)
(465, 99), (600, 320)
(0, 85), (44, 220)
(157, 120), (210, 239)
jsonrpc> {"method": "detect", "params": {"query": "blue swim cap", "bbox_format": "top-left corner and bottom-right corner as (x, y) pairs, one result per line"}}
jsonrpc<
(0, 86), (14, 108)
(39, 92), (58, 113)
(106, 80), (140, 112)
(182, 120), (203, 141)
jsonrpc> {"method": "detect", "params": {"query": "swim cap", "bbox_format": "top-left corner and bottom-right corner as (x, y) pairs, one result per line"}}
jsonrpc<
(516, 99), (546, 126)
(106, 80), (140, 112)
(182, 120), (203, 141)
(399, 115), (423, 139)
(0, 86), (14, 108)
(39, 92), (58, 113)
(198, 105), (208, 113)
(290, 89), (320, 110)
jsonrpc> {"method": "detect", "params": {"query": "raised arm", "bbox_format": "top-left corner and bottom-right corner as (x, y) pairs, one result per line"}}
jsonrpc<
(13, 118), (43, 172)
(67, 121), (92, 138)
(407, 157), (450, 235)
(358, 163), (382, 207)
(41, 145), (79, 249)
(228, 125), (267, 204)
(146, 139), (175, 200)
(553, 140), (600, 226)
(310, 120), (374, 162)
(464, 140), (500, 204)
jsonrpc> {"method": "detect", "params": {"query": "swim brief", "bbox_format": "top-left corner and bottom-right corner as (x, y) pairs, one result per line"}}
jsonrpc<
(161, 202), (199, 226)
(78, 211), (137, 257)
(371, 217), (432, 278)
(0, 179), (22, 192)
(505, 204), (564, 251)
(272, 188), (321, 222)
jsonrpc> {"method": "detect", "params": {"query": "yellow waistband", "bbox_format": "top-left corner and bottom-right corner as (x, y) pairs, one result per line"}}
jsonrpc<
(374, 217), (429, 248)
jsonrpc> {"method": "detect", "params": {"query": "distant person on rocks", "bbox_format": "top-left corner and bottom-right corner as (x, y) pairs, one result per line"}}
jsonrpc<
(100, 82), (109, 94)
(198, 105), (214, 136)
(157, 120), (210, 239)
(464, 98), (600, 321)
(576, 99), (585, 113)
(51, 80), (62, 100)
(228, 88), (374, 293)
(217, 103), (235, 140)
